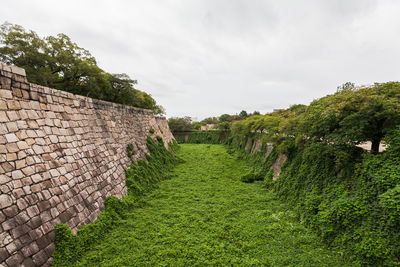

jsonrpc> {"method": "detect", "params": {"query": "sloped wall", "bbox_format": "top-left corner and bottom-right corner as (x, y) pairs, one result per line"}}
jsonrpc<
(0, 63), (174, 266)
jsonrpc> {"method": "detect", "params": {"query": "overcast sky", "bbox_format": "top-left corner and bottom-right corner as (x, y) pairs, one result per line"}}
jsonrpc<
(3, 0), (400, 120)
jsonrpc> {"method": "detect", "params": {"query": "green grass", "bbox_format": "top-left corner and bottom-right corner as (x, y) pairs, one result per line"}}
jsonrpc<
(75, 144), (350, 266)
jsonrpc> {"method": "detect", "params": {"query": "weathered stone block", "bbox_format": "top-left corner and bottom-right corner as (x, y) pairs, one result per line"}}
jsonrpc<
(5, 251), (23, 266)
(0, 89), (12, 99)
(11, 170), (24, 179)
(16, 198), (29, 211)
(0, 194), (13, 208)
(5, 121), (18, 132)
(32, 250), (48, 266)
(3, 205), (19, 218)
(0, 247), (10, 262)
(6, 143), (19, 153)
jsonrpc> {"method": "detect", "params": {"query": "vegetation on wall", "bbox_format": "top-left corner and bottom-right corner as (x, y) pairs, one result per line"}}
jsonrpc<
(222, 83), (400, 265)
(269, 128), (400, 265)
(52, 137), (180, 266)
(230, 83), (400, 153)
(0, 22), (165, 114)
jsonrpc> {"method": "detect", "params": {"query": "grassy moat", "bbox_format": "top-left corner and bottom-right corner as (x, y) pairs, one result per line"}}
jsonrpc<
(75, 144), (349, 266)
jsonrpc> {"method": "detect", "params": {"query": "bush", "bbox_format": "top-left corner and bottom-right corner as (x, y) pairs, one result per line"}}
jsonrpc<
(174, 130), (227, 144)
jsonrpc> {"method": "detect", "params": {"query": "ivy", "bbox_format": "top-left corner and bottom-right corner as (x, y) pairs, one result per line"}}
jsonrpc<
(52, 137), (181, 266)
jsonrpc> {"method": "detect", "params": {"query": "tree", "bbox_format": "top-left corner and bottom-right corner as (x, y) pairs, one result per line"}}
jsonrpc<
(300, 83), (400, 153)
(239, 110), (248, 118)
(200, 117), (218, 125)
(0, 22), (163, 114)
(337, 82), (355, 92)
(167, 117), (192, 133)
(218, 114), (231, 123)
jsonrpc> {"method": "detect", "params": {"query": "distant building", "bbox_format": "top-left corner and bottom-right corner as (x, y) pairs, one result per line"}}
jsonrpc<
(200, 124), (217, 131)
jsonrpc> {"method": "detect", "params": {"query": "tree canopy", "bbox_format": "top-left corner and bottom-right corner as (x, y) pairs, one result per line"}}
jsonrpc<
(167, 117), (192, 133)
(0, 22), (164, 114)
(230, 84), (400, 154)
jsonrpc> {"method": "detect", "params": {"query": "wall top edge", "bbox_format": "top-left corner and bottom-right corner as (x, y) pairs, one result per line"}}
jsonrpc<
(0, 61), (26, 76)
(0, 62), (156, 115)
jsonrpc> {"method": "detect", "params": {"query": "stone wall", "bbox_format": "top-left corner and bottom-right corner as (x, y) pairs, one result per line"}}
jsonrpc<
(0, 63), (174, 266)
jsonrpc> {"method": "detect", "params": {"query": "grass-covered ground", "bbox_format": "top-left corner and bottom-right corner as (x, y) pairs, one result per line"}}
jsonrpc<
(76, 144), (349, 266)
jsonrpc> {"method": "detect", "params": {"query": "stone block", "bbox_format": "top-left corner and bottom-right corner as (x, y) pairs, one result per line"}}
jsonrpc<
(32, 145), (44, 154)
(0, 247), (10, 262)
(0, 111), (8, 122)
(21, 257), (36, 267)
(28, 228), (42, 241)
(2, 217), (18, 231)
(17, 120), (28, 129)
(3, 205), (19, 217)
(0, 194), (13, 208)
(6, 143), (19, 153)
(26, 206), (39, 218)
(21, 242), (39, 257)
(16, 141), (29, 150)
(11, 224), (30, 239)
(19, 109), (29, 119)
(10, 65), (26, 76)
(32, 250), (48, 266)
(6, 153), (17, 161)
(5, 241), (17, 254)
(16, 198), (28, 211)
(16, 159), (26, 169)
(6, 121), (18, 132)
(27, 120), (39, 129)
(11, 170), (24, 179)
(0, 89), (12, 99)
(0, 174), (11, 185)
(5, 251), (23, 266)
(31, 183), (42, 193)
(21, 177), (33, 186)
(7, 100), (21, 110)
(26, 110), (39, 119)
(12, 179), (23, 188)
(28, 216), (42, 229)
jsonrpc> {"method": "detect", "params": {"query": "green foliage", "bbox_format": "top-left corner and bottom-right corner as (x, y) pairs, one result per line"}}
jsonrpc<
(53, 137), (180, 266)
(167, 116), (192, 133)
(126, 143), (135, 158)
(149, 128), (155, 134)
(230, 126), (400, 265)
(0, 22), (164, 114)
(52, 196), (128, 266)
(240, 169), (264, 183)
(72, 144), (349, 266)
(299, 83), (400, 153)
(239, 110), (248, 118)
(175, 130), (226, 144)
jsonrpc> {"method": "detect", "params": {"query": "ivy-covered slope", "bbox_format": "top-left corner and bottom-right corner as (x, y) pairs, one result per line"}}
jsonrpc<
(52, 137), (181, 266)
(227, 128), (400, 266)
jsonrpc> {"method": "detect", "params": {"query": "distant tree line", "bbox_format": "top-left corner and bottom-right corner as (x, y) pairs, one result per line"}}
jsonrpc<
(170, 82), (400, 154)
(0, 22), (164, 114)
(231, 82), (400, 154)
(168, 110), (261, 133)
